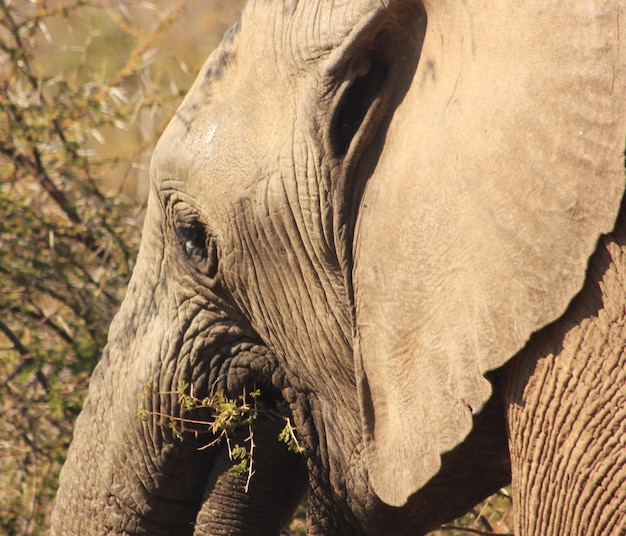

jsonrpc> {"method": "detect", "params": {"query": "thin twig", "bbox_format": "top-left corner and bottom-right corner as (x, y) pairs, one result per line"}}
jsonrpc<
(243, 421), (255, 493)
(437, 525), (513, 536)
(0, 318), (29, 355)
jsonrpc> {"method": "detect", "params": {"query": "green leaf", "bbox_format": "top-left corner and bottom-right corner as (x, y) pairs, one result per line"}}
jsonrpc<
(230, 444), (248, 461)
(137, 402), (149, 422)
(176, 380), (190, 395)
(168, 421), (184, 441)
(228, 459), (248, 476)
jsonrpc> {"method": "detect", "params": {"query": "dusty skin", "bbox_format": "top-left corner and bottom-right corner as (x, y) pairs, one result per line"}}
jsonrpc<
(52, 0), (626, 534)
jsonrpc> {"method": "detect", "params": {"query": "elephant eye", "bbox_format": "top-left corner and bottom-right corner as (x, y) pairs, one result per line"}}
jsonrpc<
(177, 220), (219, 279)
(331, 54), (388, 157)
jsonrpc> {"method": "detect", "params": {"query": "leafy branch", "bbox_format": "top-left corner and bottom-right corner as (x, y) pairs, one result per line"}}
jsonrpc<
(138, 381), (304, 492)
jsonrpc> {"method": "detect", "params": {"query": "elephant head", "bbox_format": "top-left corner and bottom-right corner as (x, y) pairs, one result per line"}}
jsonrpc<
(52, 0), (626, 534)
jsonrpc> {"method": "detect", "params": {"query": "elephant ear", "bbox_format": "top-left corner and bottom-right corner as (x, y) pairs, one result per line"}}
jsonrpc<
(352, 0), (626, 507)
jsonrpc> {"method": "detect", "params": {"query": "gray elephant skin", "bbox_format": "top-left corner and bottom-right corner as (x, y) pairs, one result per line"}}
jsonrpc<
(51, 0), (626, 534)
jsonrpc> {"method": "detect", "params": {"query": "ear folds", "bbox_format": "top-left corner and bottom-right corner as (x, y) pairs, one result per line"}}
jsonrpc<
(352, 0), (626, 506)
(329, 54), (389, 157)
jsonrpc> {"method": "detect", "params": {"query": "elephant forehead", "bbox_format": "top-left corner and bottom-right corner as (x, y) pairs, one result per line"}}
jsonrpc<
(151, 76), (291, 209)
(242, 0), (387, 66)
(150, 27), (297, 203)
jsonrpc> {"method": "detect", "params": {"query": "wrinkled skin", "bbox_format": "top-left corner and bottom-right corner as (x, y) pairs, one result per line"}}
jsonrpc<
(52, 0), (626, 535)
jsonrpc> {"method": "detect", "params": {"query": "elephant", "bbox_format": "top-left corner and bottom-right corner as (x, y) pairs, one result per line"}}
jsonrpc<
(51, 0), (626, 534)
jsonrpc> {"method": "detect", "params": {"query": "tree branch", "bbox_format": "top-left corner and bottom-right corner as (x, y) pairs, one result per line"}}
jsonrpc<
(437, 525), (513, 536)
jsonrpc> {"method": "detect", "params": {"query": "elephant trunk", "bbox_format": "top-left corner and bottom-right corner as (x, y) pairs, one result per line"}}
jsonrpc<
(193, 415), (307, 536)
(51, 260), (216, 534)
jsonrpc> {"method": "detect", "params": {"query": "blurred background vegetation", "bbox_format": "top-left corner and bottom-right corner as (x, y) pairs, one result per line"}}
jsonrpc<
(0, 1), (512, 534)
